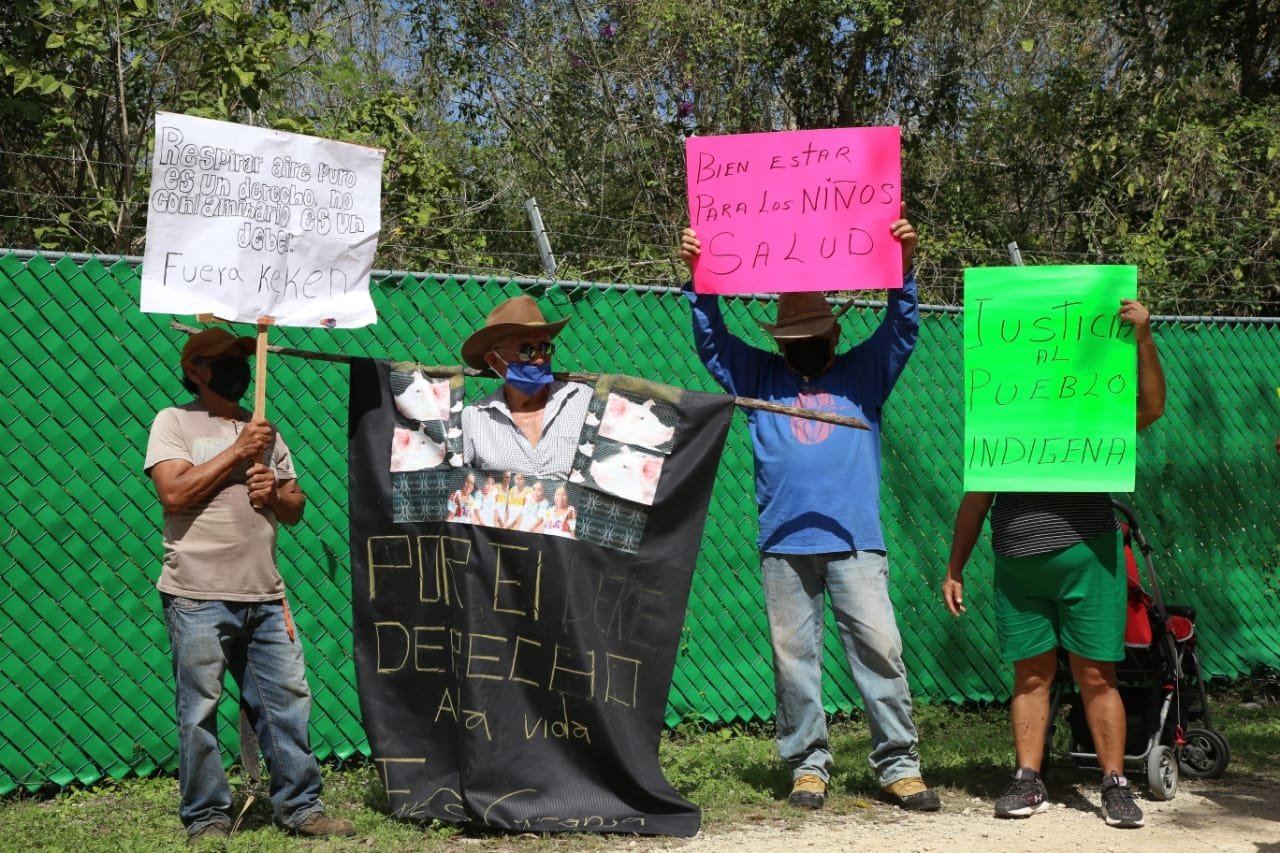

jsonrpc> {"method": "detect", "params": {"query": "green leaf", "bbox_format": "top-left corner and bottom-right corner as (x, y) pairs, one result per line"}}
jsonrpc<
(36, 74), (64, 95)
(46, 33), (66, 50)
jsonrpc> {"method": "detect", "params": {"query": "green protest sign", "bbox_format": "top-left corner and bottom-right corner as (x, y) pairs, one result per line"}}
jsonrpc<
(963, 265), (1137, 492)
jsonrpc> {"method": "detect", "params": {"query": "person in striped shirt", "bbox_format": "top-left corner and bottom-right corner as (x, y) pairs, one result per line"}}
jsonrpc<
(943, 298), (1166, 829)
(459, 296), (592, 480)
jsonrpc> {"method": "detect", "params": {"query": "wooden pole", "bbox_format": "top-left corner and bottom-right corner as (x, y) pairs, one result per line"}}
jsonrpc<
(170, 321), (871, 431)
(247, 318), (274, 512)
(253, 318), (273, 421)
(245, 317), (274, 787)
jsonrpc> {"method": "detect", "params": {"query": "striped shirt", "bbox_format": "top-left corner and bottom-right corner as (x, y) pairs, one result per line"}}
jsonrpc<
(990, 492), (1118, 558)
(461, 380), (592, 478)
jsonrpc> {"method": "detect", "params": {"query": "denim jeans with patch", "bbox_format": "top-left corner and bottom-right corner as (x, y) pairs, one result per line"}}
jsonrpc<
(162, 595), (324, 835)
(760, 550), (922, 786)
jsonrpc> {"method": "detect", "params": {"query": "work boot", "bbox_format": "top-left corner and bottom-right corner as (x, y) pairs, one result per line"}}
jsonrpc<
(187, 821), (229, 846)
(788, 774), (827, 809)
(880, 776), (941, 811)
(291, 811), (356, 837)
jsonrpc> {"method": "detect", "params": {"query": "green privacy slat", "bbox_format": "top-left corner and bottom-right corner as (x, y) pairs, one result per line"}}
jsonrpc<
(3, 250), (1280, 795)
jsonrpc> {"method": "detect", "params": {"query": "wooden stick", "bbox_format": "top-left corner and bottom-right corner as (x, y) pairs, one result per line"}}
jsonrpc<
(169, 321), (870, 431)
(253, 318), (273, 420)
(248, 319), (274, 516)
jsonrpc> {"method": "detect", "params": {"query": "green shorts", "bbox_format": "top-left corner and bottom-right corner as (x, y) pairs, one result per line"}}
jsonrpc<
(993, 530), (1127, 663)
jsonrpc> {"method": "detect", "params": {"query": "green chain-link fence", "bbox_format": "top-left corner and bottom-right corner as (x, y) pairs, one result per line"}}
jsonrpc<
(3, 250), (1280, 794)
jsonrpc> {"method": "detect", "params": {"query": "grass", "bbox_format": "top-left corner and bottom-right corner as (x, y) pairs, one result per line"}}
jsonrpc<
(2, 684), (1277, 852)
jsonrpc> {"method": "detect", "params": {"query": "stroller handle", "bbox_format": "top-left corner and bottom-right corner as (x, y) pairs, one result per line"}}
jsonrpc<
(1111, 497), (1173, 631)
(1111, 498), (1140, 533)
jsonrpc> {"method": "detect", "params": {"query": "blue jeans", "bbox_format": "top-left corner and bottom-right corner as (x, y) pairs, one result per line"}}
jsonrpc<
(761, 551), (922, 786)
(162, 595), (324, 835)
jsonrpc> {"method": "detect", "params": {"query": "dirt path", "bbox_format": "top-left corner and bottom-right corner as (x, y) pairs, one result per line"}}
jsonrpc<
(653, 775), (1280, 853)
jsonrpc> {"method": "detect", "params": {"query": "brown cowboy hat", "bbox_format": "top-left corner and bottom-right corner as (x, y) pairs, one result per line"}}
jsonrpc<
(461, 295), (569, 371)
(757, 291), (837, 341)
(180, 327), (255, 368)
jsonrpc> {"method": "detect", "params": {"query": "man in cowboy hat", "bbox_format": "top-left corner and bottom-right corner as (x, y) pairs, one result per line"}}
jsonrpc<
(679, 205), (940, 814)
(144, 328), (354, 843)
(460, 294), (592, 478)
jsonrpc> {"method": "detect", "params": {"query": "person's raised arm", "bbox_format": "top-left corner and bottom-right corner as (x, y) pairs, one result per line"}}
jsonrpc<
(679, 227), (768, 397)
(943, 491), (995, 617)
(857, 203), (920, 400)
(1120, 299), (1166, 430)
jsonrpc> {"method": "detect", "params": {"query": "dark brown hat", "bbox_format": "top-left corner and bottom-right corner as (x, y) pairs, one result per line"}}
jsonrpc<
(460, 295), (569, 370)
(757, 291), (837, 340)
(180, 328), (255, 368)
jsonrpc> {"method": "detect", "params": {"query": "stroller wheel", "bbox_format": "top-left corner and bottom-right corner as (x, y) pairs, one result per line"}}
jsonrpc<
(1146, 745), (1178, 800)
(1178, 728), (1231, 779)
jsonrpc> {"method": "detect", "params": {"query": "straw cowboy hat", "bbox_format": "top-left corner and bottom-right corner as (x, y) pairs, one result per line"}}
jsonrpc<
(757, 291), (837, 341)
(461, 295), (570, 371)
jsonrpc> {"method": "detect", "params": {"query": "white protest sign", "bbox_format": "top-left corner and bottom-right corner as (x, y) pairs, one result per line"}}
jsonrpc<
(140, 112), (384, 327)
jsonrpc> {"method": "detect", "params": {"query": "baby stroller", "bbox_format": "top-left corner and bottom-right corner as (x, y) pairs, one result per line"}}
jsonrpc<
(1044, 499), (1230, 799)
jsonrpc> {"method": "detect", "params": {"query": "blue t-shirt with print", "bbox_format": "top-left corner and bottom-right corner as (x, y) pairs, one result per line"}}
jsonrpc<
(686, 273), (918, 554)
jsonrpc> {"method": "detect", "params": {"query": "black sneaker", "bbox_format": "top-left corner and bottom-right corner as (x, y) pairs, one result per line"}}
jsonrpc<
(993, 767), (1050, 818)
(1100, 774), (1144, 828)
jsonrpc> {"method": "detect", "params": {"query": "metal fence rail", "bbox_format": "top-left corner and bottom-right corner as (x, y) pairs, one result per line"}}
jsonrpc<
(2, 250), (1279, 793)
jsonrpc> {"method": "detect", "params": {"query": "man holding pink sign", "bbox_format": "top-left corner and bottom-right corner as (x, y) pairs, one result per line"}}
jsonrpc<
(680, 129), (937, 812)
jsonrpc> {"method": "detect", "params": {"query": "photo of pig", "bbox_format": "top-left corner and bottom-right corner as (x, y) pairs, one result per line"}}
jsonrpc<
(571, 442), (665, 506)
(393, 369), (460, 423)
(390, 426), (446, 472)
(597, 392), (677, 452)
(388, 368), (463, 473)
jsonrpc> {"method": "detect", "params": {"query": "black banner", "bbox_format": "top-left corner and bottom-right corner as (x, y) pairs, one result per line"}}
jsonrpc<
(348, 358), (733, 836)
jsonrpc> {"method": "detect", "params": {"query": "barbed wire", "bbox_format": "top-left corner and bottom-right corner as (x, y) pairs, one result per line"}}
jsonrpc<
(4, 149), (1277, 311)
(2, 197), (1273, 268)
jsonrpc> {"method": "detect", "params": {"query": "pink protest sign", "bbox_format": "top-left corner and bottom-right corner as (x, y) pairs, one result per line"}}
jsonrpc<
(685, 126), (902, 295)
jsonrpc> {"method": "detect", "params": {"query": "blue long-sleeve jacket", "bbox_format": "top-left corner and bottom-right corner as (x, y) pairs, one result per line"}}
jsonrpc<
(687, 273), (918, 553)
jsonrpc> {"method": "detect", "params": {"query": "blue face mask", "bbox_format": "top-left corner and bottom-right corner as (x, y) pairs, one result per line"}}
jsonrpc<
(503, 359), (554, 395)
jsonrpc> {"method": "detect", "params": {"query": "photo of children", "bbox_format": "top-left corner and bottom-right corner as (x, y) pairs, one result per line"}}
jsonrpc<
(446, 472), (476, 524)
(541, 484), (577, 539)
(503, 473), (529, 528)
(470, 474), (501, 526)
(516, 480), (551, 531)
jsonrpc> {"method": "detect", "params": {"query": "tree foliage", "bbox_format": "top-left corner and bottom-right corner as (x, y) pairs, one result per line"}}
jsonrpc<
(1, 0), (326, 253)
(2, 0), (1277, 313)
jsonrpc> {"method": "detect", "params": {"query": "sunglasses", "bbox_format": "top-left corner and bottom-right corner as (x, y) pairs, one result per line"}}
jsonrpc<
(496, 341), (555, 362)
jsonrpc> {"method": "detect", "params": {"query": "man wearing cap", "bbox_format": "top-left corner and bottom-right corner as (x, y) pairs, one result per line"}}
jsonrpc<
(460, 295), (592, 478)
(679, 206), (940, 813)
(144, 328), (354, 844)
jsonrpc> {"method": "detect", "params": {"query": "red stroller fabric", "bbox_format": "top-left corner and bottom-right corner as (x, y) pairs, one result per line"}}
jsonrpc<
(1122, 523), (1194, 647)
(1123, 524), (1154, 647)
